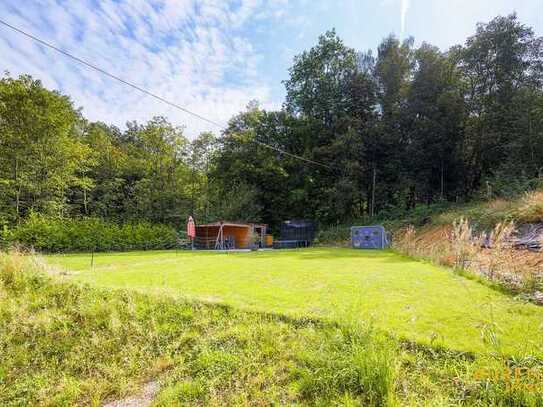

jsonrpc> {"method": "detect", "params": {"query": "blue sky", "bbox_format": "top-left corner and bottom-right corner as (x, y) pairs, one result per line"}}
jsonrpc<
(1, 0), (542, 138)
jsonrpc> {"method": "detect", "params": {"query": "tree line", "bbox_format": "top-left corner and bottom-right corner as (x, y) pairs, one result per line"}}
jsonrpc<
(1, 14), (543, 231)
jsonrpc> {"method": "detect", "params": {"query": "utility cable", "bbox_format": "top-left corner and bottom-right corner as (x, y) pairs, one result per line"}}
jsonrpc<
(0, 18), (335, 170)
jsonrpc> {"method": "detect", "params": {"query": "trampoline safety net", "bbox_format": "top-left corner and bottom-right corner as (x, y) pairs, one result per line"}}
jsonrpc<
(274, 220), (316, 248)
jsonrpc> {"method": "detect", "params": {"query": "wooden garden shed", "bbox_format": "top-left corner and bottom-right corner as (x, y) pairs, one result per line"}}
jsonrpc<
(194, 221), (268, 250)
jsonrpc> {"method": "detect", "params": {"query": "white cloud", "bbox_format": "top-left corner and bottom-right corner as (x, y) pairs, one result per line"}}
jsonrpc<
(0, 0), (287, 138)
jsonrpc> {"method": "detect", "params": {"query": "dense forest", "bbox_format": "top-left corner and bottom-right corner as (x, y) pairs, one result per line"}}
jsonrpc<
(1, 14), (543, 232)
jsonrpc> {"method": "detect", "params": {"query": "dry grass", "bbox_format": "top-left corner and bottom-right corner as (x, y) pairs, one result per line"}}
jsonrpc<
(393, 219), (543, 301)
(428, 188), (543, 230)
(451, 218), (477, 270)
(393, 224), (454, 266)
(486, 198), (511, 212)
(517, 190), (543, 223)
(392, 189), (543, 300)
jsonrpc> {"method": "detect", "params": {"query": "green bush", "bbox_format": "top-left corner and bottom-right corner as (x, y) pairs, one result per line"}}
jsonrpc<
(315, 224), (351, 246)
(1, 213), (178, 252)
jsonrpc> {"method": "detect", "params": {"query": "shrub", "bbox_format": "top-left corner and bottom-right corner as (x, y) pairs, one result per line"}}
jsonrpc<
(315, 224), (351, 246)
(2, 213), (179, 252)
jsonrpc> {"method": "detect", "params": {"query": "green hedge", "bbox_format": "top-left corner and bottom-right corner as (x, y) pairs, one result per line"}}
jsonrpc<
(0, 214), (179, 252)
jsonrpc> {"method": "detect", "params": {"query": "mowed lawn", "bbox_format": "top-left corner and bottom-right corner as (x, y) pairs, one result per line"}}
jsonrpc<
(47, 248), (543, 356)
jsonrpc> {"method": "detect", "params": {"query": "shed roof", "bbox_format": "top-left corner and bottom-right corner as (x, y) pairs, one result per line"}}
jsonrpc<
(197, 221), (266, 228)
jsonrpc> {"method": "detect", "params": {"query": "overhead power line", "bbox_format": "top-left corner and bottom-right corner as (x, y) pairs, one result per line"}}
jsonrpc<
(0, 18), (334, 170)
(0, 19), (221, 128)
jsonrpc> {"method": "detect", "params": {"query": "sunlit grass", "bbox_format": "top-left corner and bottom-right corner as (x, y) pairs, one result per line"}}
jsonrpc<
(4, 250), (543, 405)
(48, 248), (543, 357)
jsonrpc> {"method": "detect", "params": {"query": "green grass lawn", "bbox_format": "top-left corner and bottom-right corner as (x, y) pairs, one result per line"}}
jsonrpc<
(47, 248), (543, 357)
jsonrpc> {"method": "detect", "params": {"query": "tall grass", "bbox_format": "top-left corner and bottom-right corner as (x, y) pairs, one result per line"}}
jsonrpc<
(517, 190), (543, 223)
(393, 215), (542, 301)
(293, 324), (398, 405)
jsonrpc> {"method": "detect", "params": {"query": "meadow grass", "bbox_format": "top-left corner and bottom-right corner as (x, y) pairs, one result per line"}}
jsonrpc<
(1, 251), (397, 406)
(3, 250), (543, 405)
(48, 248), (543, 357)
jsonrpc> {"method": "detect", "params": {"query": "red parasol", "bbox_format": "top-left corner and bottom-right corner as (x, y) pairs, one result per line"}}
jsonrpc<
(187, 216), (196, 239)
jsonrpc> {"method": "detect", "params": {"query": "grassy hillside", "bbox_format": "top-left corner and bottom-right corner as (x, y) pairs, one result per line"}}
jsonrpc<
(408, 190), (543, 231)
(2, 250), (543, 406)
(317, 189), (543, 244)
(391, 191), (543, 300)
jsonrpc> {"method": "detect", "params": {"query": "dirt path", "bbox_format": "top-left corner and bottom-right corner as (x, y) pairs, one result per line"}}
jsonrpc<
(103, 381), (159, 407)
